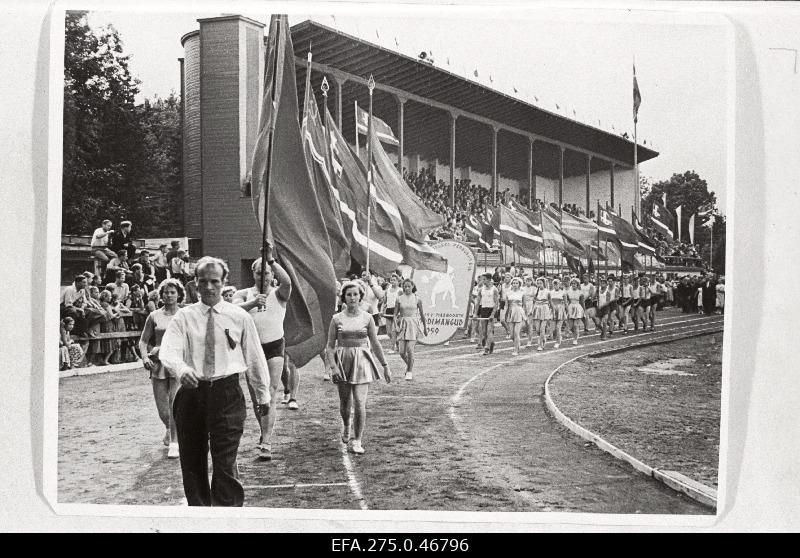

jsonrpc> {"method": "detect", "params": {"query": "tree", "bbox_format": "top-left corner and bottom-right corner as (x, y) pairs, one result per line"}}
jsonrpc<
(63, 10), (143, 233)
(63, 12), (182, 238)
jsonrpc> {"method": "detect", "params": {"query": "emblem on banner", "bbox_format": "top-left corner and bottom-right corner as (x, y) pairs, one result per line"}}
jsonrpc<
(412, 241), (477, 345)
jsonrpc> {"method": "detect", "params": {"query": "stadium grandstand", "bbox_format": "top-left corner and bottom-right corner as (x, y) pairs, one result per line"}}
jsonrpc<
(178, 15), (660, 286)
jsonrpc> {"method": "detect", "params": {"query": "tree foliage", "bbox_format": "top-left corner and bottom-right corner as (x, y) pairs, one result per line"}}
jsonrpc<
(63, 11), (181, 237)
(640, 170), (725, 272)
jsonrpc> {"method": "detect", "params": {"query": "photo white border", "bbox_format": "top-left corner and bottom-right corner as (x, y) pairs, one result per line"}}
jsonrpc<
(43, 0), (735, 529)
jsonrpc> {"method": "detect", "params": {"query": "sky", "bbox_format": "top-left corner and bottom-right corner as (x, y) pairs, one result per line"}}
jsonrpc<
(86, 4), (730, 213)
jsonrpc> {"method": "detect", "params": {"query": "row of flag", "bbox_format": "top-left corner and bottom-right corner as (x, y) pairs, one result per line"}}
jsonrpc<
(249, 16), (447, 368)
(648, 193), (715, 244)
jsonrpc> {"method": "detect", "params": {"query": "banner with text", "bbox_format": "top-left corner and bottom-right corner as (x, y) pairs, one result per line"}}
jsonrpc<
(412, 241), (477, 346)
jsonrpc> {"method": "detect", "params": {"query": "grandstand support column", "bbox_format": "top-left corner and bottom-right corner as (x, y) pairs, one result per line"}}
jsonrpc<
(492, 126), (499, 204)
(528, 138), (535, 210)
(585, 154), (592, 216)
(559, 146), (565, 207)
(335, 77), (345, 129)
(610, 162), (615, 209)
(449, 111), (458, 208)
(396, 95), (405, 170)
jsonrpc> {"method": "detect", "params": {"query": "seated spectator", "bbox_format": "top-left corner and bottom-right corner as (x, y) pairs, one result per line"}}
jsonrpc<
(91, 219), (117, 264)
(60, 275), (89, 336)
(110, 270), (131, 306)
(104, 250), (132, 284)
(109, 220), (137, 261)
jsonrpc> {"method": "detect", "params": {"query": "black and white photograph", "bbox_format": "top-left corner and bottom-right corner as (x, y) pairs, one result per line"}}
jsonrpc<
(46, 2), (735, 521)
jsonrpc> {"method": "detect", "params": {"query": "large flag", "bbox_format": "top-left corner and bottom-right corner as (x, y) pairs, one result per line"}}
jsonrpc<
(355, 102), (399, 145)
(365, 110), (446, 273)
(250, 15), (338, 365)
(301, 67), (350, 276)
(605, 207), (641, 268)
(559, 207), (599, 248)
(675, 205), (682, 241)
(540, 208), (584, 258)
(465, 213), (491, 249)
(596, 203), (619, 244)
(649, 200), (675, 239)
(481, 207), (497, 248)
(633, 64), (642, 124)
(366, 115), (445, 240)
(632, 208), (657, 254)
(325, 106), (405, 276)
(492, 203), (543, 260)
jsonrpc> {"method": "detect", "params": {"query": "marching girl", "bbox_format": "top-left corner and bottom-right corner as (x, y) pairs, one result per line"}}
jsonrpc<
(326, 281), (392, 455)
(549, 278), (568, 349)
(647, 275), (662, 331)
(394, 278), (428, 380)
(382, 274), (401, 353)
(498, 273), (513, 339)
(505, 277), (526, 356)
(617, 275), (634, 334)
(566, 278), (585, 346)
(636, 276), (651, 331)
(579, 274), (596, 334)
(530, 277), (552, 351)
(522, 275), (537, 348)
(596, 277), (615, 340)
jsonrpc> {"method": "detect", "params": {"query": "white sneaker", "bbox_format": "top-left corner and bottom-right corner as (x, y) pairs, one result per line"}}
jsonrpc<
(404, 371), (413, 381)
(573, 339), (578, 345)
(167, 443), (180, 459)
(323, 371), (331, 381)
(288, 399), (299, 410)
(350, 440), (365, 454)
(526, 341), (532, 347)
(281, 392), (290, 404)
(537, 346), (543, 352)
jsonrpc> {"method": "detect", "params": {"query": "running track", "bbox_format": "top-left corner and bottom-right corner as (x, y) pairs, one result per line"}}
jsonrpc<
(57, 309), (722, 513)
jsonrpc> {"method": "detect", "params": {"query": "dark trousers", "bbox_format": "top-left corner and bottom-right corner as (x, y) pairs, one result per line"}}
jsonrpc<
(173, 374), (246, 507)
(154, 267), (167, 284)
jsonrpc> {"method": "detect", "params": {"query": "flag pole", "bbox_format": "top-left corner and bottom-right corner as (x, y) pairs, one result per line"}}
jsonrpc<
(633, 61), (640, 217)
(355, 100), (360, 159)
(365, 76), (375, 274)
(259, 17), (282, 293)
(710, 220), (713, 270)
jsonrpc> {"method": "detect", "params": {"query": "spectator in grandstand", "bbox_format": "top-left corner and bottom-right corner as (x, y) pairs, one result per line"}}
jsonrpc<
(129, 284), (148, 329)
(110, 270), (130, 305)
(109, 220), (137, 261)
(145, 289), (160, 314)
(104, 250), (132, 284)
(233, 250), (292, 460)
(59, 317), (85, 370)
(91, 220), (116, 264)
(60, 275), (88, 336)
(325, 280), (392, 455)
(165, 240), (181, 269)
(139, 277), (185, 459)
(97, 290), (119, 365)
(159, 256), (271, 507)
(153, 244), (170, 283)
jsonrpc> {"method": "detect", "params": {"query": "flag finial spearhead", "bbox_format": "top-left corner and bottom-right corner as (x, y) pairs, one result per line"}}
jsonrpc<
(367, 74), (375, 92)
(321, 76), (329, 97)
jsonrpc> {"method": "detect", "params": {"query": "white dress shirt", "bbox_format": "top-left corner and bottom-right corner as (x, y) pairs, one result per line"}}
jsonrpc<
(159, 300), (271, 405)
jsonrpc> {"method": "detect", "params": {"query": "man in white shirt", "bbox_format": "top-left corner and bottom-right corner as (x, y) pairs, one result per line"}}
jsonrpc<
(159, 257), (271, 507)
(233, 246), (292, 460)
(90, 219), (116, 262)
(60, 275), (88, 335)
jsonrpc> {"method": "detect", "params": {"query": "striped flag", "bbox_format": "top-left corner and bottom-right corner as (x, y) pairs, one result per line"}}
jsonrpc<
(633, 64), (642, 123)
(493, 203), (543, 260)
(325, 105), (405, 276)
(649, 200), (675, 239)
(632, 208), (656, 253)
(250, 15), (337, 359)
(355, 104), (399, 145)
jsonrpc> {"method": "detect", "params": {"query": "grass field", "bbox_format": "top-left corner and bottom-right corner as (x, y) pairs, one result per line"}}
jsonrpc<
(548, 333), (722, 488)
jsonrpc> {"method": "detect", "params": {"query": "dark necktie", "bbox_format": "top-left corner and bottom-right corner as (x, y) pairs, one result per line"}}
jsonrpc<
(203, 308), (215, 379)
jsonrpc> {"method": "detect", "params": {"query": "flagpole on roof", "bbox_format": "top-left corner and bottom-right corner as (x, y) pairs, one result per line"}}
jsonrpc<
(259, 15), (282, 293)
(365, 75), (375, 274)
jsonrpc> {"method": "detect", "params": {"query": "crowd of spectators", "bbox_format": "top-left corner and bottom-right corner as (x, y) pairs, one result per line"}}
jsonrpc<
(59, 222), (207, 370)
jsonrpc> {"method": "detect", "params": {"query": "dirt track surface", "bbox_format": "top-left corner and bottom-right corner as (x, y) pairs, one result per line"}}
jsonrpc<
(58, 309), (722, 514)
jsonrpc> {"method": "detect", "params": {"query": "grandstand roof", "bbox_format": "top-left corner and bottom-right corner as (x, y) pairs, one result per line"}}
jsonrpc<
(291, 20), (658, 180)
